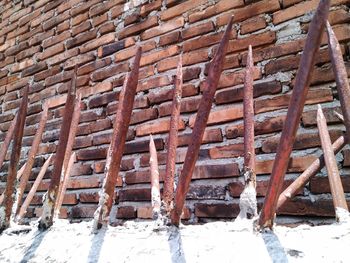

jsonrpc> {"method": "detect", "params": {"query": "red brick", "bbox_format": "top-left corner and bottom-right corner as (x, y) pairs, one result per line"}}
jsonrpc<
(189, 104), (243, 127)
(262, 130), (343, 153)
(124, 137), (164, 154)
(46, 48), (79, 66)
(136, 118), (185, 136)
(78, 57), (112, 75)
(195, 203), (239, 218)
(141, 17), (184, 40)
(116, 206), (136, 219)
(137, 75), (171, 92)
(131, 108), (158, 124)
(240, 16), (267, 34)
(255, 88), (333, 114)
(88, 91), (118, 108)
(160, 0), (207, 21)
(91, 63), (129, 81)
(98, 37), (135, 57)
(148, 84), (198, 105)
(215, 80), (282, 105)
(22, 62), (48, 77)
(80, 32), (116, 53)
(137, 206), (190, 219)
(226, 114), (286, 139)
(140, 45), (180, 67)
(71, 0), (100, 16)
(189, 0), (244, 23)
(216, 0), (280, 26)
(159, 31), (181, 46)
(158, 95), (201, 117)
(176, 128), (223, 147)
(89, 0), (124, 17)
(140, 0), (162, 17)
(119, 16), (158, 39)
(343, 149), (350, 167)
(217, 67), (261, 89)
(71, 206), (98, 218)
(115, 40), (156, 62)
(124, 13), (140, 26)
(43, 31), (71, 48)
(228, 179), (300, 197)
(119, 188), (151, 202)
(189, 163), (240, 180)
(302, 106), (343, 127)
(310, 176), (350, 194)
(209, 143), (244, 159)
(64, 52), (95, 70)
(125, 169), (165, 184)
(72, 12), (89, 26)
(72, 21), (92, 37)
(309, 62), (350, 86)
(4, 42), (29, 56)
(43, 10), (70, 31)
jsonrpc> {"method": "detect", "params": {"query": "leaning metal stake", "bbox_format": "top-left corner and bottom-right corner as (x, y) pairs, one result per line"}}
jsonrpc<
(317, 105), (348, 221)
(163, 57), (183, 214)
(38, 71), (76, 230)
(0, 113), (18, 170)
(15, 102), (49, 216)
(149, 135), (161, 219)
(237, 45), (257, 219)
(277, 135), (346, 210)
(0, 85), (28, 232)
(326, 21), (350, 144)
(258, 0), (330, 229)
(171, 16), (233, 226)
(93, 47), (142, 230)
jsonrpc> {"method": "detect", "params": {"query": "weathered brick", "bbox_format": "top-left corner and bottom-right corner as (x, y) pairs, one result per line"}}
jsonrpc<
(79, 191), (100, 203)
(115, 40), (156, 62)
(215, 80), (282, 105)
(309, 62), (350, 86)
(141, 17), (184, 40)
(262, 130), (343, 153)
(302, 106), (343, 127)
(90, 0), (124, 17)
(140, 0), (162, 17)
(66, 29), (98, 49)
(148, 84), (198, 105)
(182, 21), (215, 40)
(189, 0), (244, 23)
(91, 63), (129, 81)
(136, 118), (185, 136)
(310, 176), (350, 194)
(195, 203), (239, 218)
(140, 45), (179, 67)
(71, 206), (98, 218)
(47, 48), (79, 66)
(137, 75), (171, 92)
(159, 31), (181, 46)
(80, 32), (116, 53)
(124, 137), (164, 154)
(190, 163), (240, 180)
(176, 128), (223, 147)
(78, 57), (112, 76)
(209, 143), (244, 159)
(72, 12), (89, 26)
(160, 0), (207, 21)
(98, 37), (135, 57)
(255, 88), (333, 114)
(216, 0), (280, 26)
(217, 67), (261, 90)
(343, 149), (350, 167)
(158, 95), (201, 117)
(22, 62), (48, 77)
(99, 21), (116, 35)
(119, 16), (158, 39)
(4, 42), (28, 57)
(240, 15), (267, 34)
(38, 43), (65, 61)
(189, 104), (243, 127)
(116, 206), (136, 219)
(226, 114), (286, 139)
(43, 10), (70, 31)
(88, 91), (118, 108)
(131, 108), (158, 125)
(28, 29), (55, 46)
(71, 0), (100, 16)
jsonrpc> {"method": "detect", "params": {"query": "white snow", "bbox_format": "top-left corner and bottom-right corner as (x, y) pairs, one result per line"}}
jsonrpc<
(0, 219), (349, 262)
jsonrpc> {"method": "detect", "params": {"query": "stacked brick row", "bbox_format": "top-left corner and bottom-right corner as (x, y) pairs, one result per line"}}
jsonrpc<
(0, 0), (349, 222)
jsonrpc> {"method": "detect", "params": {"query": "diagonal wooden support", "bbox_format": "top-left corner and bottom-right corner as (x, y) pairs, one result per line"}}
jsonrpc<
(277, 135), (346, 211)
(258, 0), (330, 229)
(170, 17), (233, 226)
(38, 70), (77, 230)
(93, 47), (142, 231)
(149, 135), (161, 219)
(0, 85), (28, 232)
(238, 45), (257, 219)
(0, 113), (18, 170)
(54, 152), (76, 218)
(326, 21), (350, 143)
(15, 102), (49, 216)
(55, 93), (81, 213)
(163, 57), (183, 214)
(317, 105), (349, 221)
(17, 154), (53, 223)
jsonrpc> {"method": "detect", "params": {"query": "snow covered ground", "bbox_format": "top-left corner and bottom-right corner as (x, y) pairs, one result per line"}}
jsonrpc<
(0, 219), (349, 263)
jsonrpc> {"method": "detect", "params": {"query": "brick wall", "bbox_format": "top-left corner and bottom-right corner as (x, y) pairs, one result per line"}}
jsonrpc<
(0, 0), (349, 222)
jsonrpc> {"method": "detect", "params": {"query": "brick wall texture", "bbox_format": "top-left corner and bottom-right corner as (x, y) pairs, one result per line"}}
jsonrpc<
(0, 0), (350, 222)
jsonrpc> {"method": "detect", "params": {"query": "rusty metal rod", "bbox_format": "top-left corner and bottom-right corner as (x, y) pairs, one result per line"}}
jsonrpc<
(171, 17), (233, 226)
(163, 57), (183, 213)
(93, 47), (142, 230)
(0, 113), (18, 170)
(38, 71), (76, 230)
(0, 85), (28, 232)
(16, 154), (53, 223)
(149, 135), (161, 219)
(0, 162), (26, 205)
(258, 0), (330, 229)
(15, 102), (49, 216)
(333, 111), (344, 122)
(277, 135), (346, 210)
(55, 93), (81, 211)
(317, 104), (348, 221)
(54, 152), (75, 218)
(326, 21), (350, 143)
